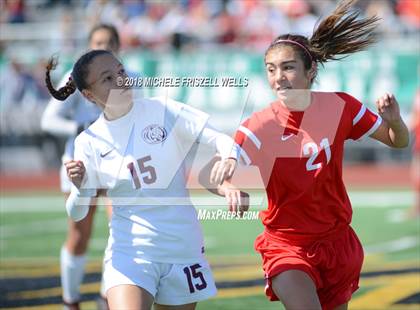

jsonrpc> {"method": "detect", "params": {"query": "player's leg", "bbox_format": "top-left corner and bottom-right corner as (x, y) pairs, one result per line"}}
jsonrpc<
(105, 196), (113, 219)
(271, 269), (322, 310)
(64, 199), (97, 254)
(107, 284), (154, 310)
(154, 303), (196, 310)
(334, 303), (348, 310)
(97, 192), (112, 309)
(409, 152), (420, 217)
(61, 194), (97, 304)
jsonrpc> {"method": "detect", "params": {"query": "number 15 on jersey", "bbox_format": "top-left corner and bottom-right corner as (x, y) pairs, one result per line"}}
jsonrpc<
(127, 155), (157, 189)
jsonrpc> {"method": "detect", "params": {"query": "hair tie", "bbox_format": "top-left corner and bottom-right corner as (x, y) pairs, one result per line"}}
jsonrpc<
(274, 39), (313, 62)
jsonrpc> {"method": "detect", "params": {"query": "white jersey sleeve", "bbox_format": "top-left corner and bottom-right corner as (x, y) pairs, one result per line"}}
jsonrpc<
(199, 124), (239, 160)
(74, 132), (101, 193)
(167, 100), (237, 159)
(175, 102), (209, 141)
(65, 132), (100, 221)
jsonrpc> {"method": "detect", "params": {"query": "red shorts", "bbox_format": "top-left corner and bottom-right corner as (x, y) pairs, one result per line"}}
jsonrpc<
(255, 224), (364, 310)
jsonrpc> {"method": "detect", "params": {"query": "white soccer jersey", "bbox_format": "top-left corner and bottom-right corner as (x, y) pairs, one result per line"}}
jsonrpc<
(72, 97), (236, 263)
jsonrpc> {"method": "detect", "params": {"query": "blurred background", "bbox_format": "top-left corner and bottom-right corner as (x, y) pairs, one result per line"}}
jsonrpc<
(0, 0), (419, 309)
(0, 0), (419, 173)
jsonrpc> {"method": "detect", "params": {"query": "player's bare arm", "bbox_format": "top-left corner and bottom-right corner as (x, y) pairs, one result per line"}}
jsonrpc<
(209, 157), (237, 185)
(370, 93), (409, 148)
(199, 156), (249, 216)
(219, 180), (249, 216)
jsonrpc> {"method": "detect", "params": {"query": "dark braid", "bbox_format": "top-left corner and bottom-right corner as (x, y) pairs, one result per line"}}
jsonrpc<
(45, 56), (76, 101)
(45, 50), (112, 101)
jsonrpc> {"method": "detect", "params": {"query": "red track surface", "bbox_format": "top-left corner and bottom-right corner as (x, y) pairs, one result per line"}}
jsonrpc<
(0, 163), (412, 192)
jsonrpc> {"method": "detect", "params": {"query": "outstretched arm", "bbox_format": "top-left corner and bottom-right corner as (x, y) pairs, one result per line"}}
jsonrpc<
(65, 160), (91, 221)
(199, 156), (249, 216)
(198, 125), (239, 184)
(370, 93), (409, 148)
(64, 135), (98, 221)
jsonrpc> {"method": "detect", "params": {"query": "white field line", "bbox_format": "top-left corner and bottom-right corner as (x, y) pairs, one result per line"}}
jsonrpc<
(364, 236), (419, 255)
(85, 235), (420, 256)
(0, 218), (67, 238)
(89, 237), (108, 251)
(60, 235), (220, 253)
(349, 191), (414, 208)
(0, 191), (414, 213)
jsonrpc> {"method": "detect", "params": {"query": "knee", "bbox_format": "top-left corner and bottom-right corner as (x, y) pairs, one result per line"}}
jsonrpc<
(65, 231), (90, 255)
(271, 271), (322, 310)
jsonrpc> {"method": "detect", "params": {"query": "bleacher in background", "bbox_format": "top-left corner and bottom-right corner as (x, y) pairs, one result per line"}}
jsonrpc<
(0, 0), (419, 173)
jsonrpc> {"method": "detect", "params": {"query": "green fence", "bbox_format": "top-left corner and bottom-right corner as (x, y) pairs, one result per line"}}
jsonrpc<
(4, 48), (417, 130)
(123, 49), (419, 111)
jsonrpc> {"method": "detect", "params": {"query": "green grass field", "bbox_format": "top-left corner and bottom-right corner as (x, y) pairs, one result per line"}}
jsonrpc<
(0, 190), (419, 309)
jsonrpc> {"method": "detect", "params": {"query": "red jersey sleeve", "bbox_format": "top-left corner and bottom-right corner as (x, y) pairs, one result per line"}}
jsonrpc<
(233, 118), (262, 166)
(337, 92), (382, 141)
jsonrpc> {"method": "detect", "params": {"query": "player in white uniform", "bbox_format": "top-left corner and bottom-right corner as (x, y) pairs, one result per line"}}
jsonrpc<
(41, 24), (121, 309)
(45, 50), (242, 309)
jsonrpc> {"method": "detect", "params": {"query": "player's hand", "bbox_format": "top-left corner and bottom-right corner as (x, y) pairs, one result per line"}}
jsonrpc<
(376, 93), (402, 126)
(210, 158), (236, 185)
(224, 187), (249, 217)
(64, 160), (85, 189)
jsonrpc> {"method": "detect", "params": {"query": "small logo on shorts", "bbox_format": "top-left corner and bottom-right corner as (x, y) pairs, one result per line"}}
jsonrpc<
(142, 124), (167, 144)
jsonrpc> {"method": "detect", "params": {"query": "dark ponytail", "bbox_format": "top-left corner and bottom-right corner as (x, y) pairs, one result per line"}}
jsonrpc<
(45, 56), (76, 101)
(309, 0), (380, 63)
(265, 0), (380, 80)
(45, 49), (112, 101)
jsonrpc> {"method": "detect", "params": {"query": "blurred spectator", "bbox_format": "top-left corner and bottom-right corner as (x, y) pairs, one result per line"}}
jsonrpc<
(281, 0), (318, 37)
(365, 0), (405, 36)
(85, 0), (125, 29)
(2, 0), (26, 23)
(0, 0), (419, 142)
(396, 0), (420, 30)
(1, 0), (417, 52)
(0, 60), (26, 111)
(0, 58), (50, 143)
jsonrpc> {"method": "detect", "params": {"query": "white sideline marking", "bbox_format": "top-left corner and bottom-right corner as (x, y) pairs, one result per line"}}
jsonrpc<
(89, 237), (108, 251)
(364, 236), (419, 255)
(0, 191), (414, 213)
(349, 191), (413, 208)
(0, 218), (67, 238)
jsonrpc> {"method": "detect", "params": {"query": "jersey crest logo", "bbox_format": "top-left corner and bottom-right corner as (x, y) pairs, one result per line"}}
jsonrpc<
(142, 124), (168, 144)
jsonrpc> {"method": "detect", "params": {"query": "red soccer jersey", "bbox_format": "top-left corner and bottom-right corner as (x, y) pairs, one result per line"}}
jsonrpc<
(234, 92), (382, 237)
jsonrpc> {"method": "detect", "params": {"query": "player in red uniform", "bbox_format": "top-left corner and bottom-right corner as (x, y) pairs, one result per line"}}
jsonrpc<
(232, 0), (409, 309)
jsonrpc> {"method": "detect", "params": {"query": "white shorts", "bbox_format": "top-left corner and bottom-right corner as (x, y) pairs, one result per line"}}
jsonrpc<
(103, 255), (217, 305)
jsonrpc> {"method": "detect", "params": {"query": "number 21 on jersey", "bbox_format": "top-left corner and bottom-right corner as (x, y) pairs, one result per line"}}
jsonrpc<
(302, 138), (331, 171)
